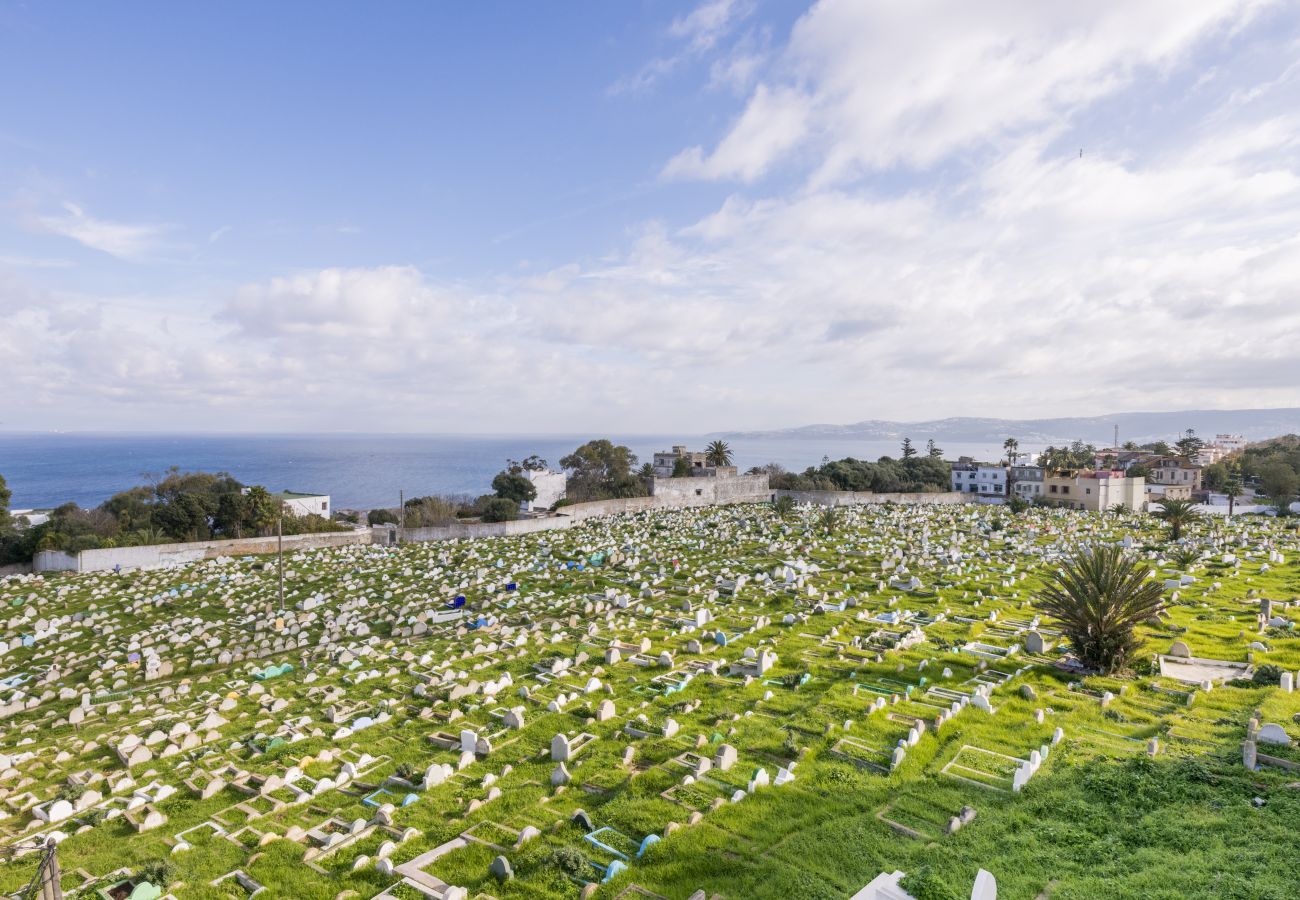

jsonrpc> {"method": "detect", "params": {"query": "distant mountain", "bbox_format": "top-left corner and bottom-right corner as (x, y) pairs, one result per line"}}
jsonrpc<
(716, 408), (1300, 446)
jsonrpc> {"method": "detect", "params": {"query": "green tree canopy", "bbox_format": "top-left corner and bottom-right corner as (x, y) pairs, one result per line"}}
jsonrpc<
(559, 440), (646, 502)
(492, 472), (538, 504)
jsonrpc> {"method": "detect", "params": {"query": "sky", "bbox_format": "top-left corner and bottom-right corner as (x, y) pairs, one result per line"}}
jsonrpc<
(2, 0), (1299, 434)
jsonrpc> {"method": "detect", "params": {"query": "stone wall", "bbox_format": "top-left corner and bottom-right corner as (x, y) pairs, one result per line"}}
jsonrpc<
(389, 486), (764, 547)
(650, 473), (771, 507)
(773, 489), (971, 507)
(0, 562), (34, 577)
(33, 529), (372, 574)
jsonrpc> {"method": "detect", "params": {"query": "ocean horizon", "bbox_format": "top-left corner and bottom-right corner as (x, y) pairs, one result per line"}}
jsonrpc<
(0, 432), (1023, 510)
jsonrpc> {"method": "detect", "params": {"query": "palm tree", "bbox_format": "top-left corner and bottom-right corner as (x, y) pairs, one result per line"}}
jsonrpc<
(637, 462), (655, 480)
(1003, 437), (1019, 466)
(1036, 545), (1165, 673)
(704, 440), (733, 467)
(771, 495), (796, 519)
(1224, 475), (1243, 516)
(1152, 498), (1200, 541)
(817, 505), (840, 535)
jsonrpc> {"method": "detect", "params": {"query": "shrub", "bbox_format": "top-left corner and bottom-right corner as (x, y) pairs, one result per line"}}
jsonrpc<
(546, 846), (588, 877)
(481, 498), (519, 523)
(899, 866), (960, 900)
(1252, 664), (1282, 686)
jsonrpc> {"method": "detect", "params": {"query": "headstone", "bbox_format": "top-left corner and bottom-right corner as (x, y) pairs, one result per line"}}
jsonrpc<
(490, 855), (513, 882)
(1256, 723), (1290, 745)
(971, 869), (997, 900)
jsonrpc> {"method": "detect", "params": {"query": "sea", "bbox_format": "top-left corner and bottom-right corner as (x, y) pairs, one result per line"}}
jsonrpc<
(0, 433), (1019, 510)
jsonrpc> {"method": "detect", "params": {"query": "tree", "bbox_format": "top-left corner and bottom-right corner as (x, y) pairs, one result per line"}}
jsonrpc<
(900, 438), (916, 459)
(1259, 460), (1298, 514)
(505, 455), (548, 473)
(704, 440), (733, 467)
(672, 456), (692, 478)
(0, 473), (10, 533)
(559, 440), (645, 502)
(638, 462), (655, 479)
(1224, 474), (1244, 516)
(1200, 462), (1229, 492)
(1036, 545), (1165, 674)
(1007, 495), (1029, 514)
(926, 439), (943, 459)
(1003, 437), (1019, 466)
(1174, 428), (1204, 462)
(817, 505), (840, 534)
(1152, 498), (1200, 541)
(491, 472), (537, 504)
(244, 486), (280, 536)
(771, 495), (796, 519)
(481, 498), (519, 523)
(368, 508), (399, 526)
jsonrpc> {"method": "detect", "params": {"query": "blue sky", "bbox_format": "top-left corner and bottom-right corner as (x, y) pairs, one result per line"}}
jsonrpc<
(3, 1), (1299, 432)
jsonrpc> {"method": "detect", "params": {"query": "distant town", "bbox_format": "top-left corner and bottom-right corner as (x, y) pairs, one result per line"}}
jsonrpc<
(4, 428), (1299, 576)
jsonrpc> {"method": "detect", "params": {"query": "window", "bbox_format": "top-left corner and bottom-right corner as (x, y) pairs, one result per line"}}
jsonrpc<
(1062, 486), (1070, 494)
(1050, 485), (1058, 493)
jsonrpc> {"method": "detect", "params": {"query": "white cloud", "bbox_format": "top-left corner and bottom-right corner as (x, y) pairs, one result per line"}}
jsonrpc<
(663, 85), (810, 181)
(6, 1), (1300, 433)
(669, 0), (1274, 185)
(34, 202), (171, 260)
(669, 0), (754, 52)
(608, 0), (755, 95)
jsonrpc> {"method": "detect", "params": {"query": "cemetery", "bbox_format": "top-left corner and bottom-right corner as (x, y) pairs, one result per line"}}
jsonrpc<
(0, 499), (1296, 899)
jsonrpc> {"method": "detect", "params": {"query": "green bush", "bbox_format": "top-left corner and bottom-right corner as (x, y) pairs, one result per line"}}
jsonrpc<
(481, 498), (520, 523)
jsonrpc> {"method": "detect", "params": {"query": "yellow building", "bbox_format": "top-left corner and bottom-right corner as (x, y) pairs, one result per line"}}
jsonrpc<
(1043, 470), (1146, 512)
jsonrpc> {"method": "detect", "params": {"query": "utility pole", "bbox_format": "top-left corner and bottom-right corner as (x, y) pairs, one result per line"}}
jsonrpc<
(399, 489), (405, 543)
(277, 512), (284, 614)
(1114, 423), (1119, 449)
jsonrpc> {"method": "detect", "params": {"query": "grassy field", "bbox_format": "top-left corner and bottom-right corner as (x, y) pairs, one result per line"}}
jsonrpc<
(0, 501), (1296, 899)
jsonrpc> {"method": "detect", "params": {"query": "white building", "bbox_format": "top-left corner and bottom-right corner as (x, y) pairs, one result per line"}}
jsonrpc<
(1213, 434), (1247, 452)
(951, 462), (1008, 501)
(269, 491), (331, 519)
(520, 469), (566, 513)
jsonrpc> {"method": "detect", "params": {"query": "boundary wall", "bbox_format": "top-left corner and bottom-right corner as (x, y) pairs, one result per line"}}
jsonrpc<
(29, 484), (969, 572)
(32, 529), (370, 574)
(773, 490), (970, 506)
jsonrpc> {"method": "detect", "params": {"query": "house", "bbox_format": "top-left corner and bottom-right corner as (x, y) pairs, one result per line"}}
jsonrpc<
(519, 469), (566, 513)
(1091, 448), (1153, 471)
(1194, 445), (1226, 466)
(1146, 483), (1193, 504)
(950, 460), (1007, 500)
(269, 491), (331, 519)
(9, 509), (52, 528)
(1009, 465), (1043, 501)
(651, 445), (735, 478)
(1213, 433), (1248, 452)
(1042, 471), (1145, 512)
(1146, 457), (1202, 491)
